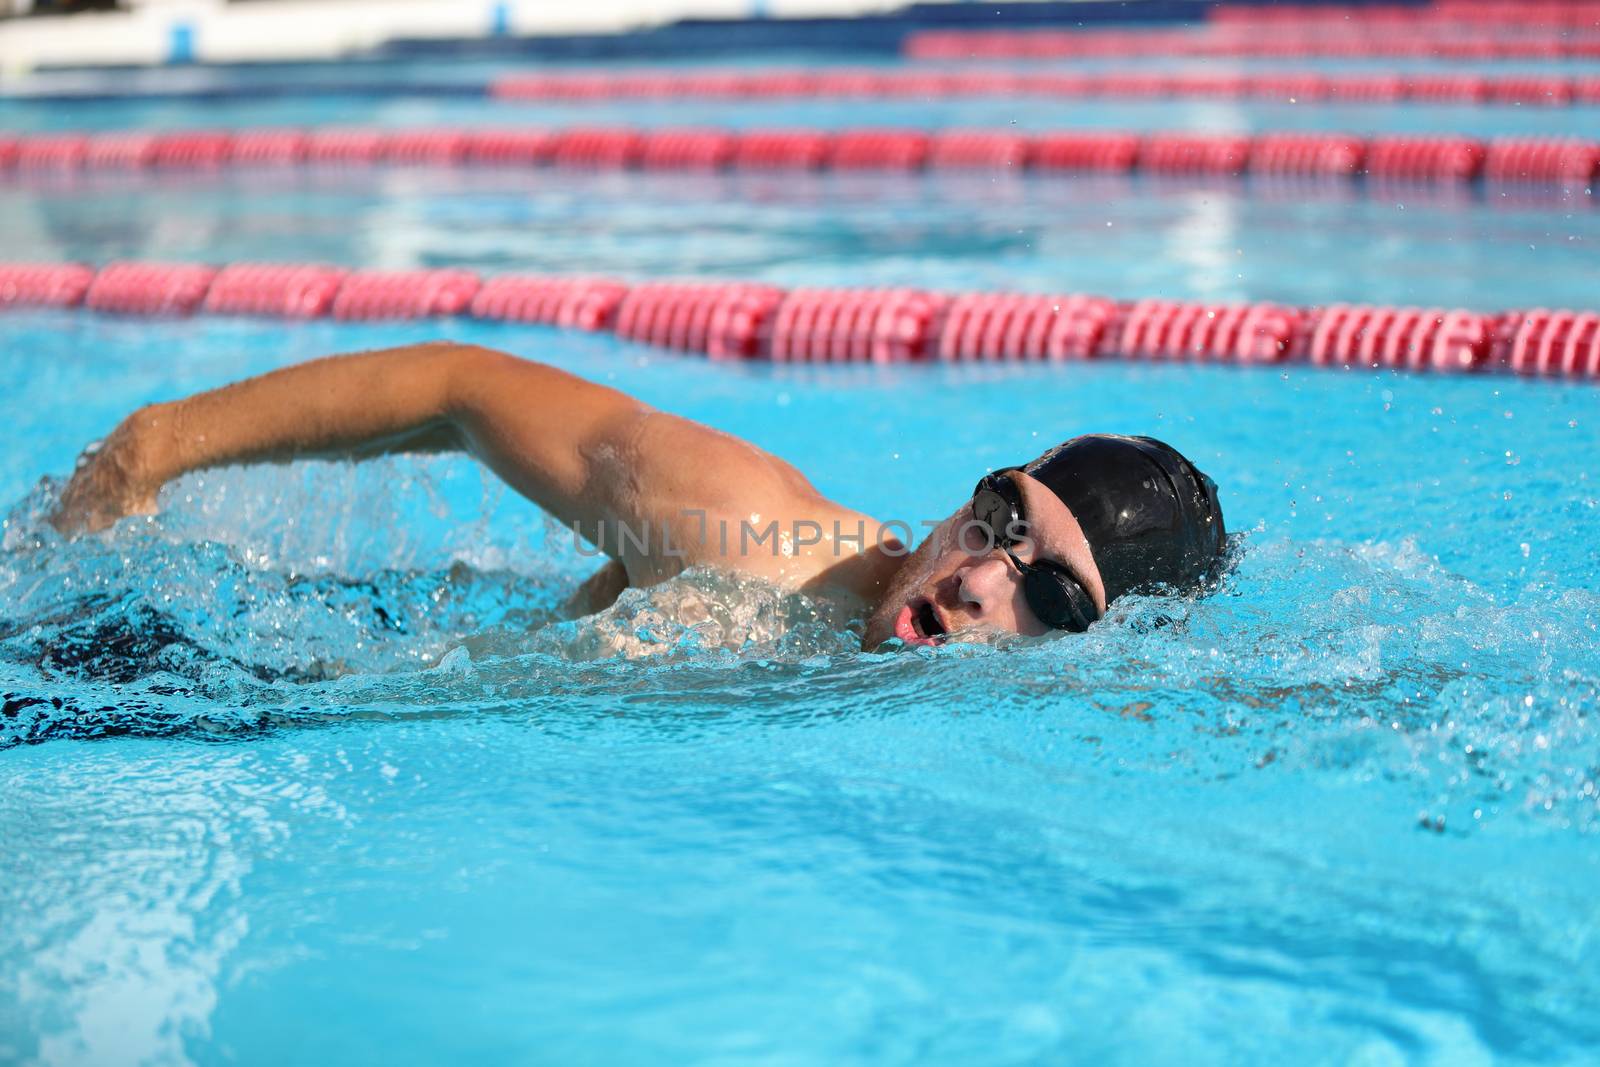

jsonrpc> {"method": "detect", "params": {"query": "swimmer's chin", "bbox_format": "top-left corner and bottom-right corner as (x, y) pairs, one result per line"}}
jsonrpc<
(869, 635), (1024, 656)
(865, 596), (1064, 652)
(866, 624), (1020, 654)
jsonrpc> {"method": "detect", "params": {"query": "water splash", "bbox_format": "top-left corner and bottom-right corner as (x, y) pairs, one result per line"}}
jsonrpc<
(2, 474), (1597, 836)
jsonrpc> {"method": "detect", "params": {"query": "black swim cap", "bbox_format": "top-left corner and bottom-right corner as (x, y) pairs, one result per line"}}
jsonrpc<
(1020, 434), (1225, 605)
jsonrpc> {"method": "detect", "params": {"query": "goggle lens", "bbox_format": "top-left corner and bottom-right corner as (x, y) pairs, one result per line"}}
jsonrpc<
(971, 485), (1014, 546)
(1024, 566), (1096, 633)
(970, 471), (1099, 634)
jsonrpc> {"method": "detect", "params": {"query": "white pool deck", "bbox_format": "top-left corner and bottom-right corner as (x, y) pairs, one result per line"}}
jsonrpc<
(0, 0), (928, 72)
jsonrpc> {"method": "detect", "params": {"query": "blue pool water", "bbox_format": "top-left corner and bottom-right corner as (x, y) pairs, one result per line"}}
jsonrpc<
(3, 57), (1600, 1067)
(2, 166), (1597, 311)
(8, 52), (1600, 105)
(7, 85), (1600, 139)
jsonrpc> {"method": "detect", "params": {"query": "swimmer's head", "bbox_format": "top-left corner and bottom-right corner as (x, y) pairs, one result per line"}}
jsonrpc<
(864, 434), (1226, 648)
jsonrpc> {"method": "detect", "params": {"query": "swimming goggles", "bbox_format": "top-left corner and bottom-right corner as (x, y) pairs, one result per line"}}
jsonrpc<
(970, 469), (1100, 633)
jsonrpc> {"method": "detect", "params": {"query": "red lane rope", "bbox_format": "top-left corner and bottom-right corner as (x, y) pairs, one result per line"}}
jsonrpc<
(1209, 2), (1600, 28)
(2, 126), (1597, 185)
(3, 261), (1596, 381)
(908, 31), (1600, 61)
(908, 18), (1600, 61)
(488, 68), (1600, 109)
(908, 0), (1600, 62)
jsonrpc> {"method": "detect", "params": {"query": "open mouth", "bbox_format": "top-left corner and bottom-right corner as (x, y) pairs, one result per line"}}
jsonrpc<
(894, 597), (949, 647)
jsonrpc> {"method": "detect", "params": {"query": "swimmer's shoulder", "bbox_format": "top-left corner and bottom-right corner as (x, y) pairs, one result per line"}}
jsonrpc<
(621, 409), (819, 495)
(579, 408), (887, 589)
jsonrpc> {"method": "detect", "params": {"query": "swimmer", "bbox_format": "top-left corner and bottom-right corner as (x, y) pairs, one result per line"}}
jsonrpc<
(50, 342), (1225, 650)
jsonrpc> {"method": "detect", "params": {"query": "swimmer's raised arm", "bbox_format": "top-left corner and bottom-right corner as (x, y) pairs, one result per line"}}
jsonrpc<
(50, 342), (640, 534)
(50, 342), (823, 555)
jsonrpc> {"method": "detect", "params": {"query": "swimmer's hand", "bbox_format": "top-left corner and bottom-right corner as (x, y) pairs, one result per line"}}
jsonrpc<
(50, 406), (169, 535)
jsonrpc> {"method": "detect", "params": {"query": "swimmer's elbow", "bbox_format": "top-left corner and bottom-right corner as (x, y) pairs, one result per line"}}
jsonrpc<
(417, 339), (501, 373)
(434, 341), (643, 449)
(426, 340), (521, 377)
(425, 341), (520, 412)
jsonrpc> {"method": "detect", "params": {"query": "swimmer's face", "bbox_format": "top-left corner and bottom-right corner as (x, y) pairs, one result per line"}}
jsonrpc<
(863, 470), (1108, 649)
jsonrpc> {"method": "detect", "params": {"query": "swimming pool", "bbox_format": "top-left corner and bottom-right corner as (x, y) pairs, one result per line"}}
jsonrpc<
(3, 49), (1600, 1067)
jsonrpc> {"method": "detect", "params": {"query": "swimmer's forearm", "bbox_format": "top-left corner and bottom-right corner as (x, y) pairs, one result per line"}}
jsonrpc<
(144, 341), (470, 482)
(53, 341), (647, 536)
(139, 341), (644, 515)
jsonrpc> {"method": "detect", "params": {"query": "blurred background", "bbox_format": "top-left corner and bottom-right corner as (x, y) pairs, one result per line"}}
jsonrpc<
(0, 0), (1330, 69)
(6, 3), (1600, 1065)
(3, 0), (996, 68)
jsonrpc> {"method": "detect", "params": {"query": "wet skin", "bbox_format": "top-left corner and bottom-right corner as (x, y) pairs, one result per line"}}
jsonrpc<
(859, 470), (1108, 650)
(51, 342), (1103, 651)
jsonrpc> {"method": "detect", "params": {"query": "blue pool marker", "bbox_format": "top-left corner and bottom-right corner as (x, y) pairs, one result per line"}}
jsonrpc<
(167, 21), (195, 65)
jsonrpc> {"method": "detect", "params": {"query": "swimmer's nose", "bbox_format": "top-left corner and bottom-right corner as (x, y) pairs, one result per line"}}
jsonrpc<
(952, 556), (1013, 620)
